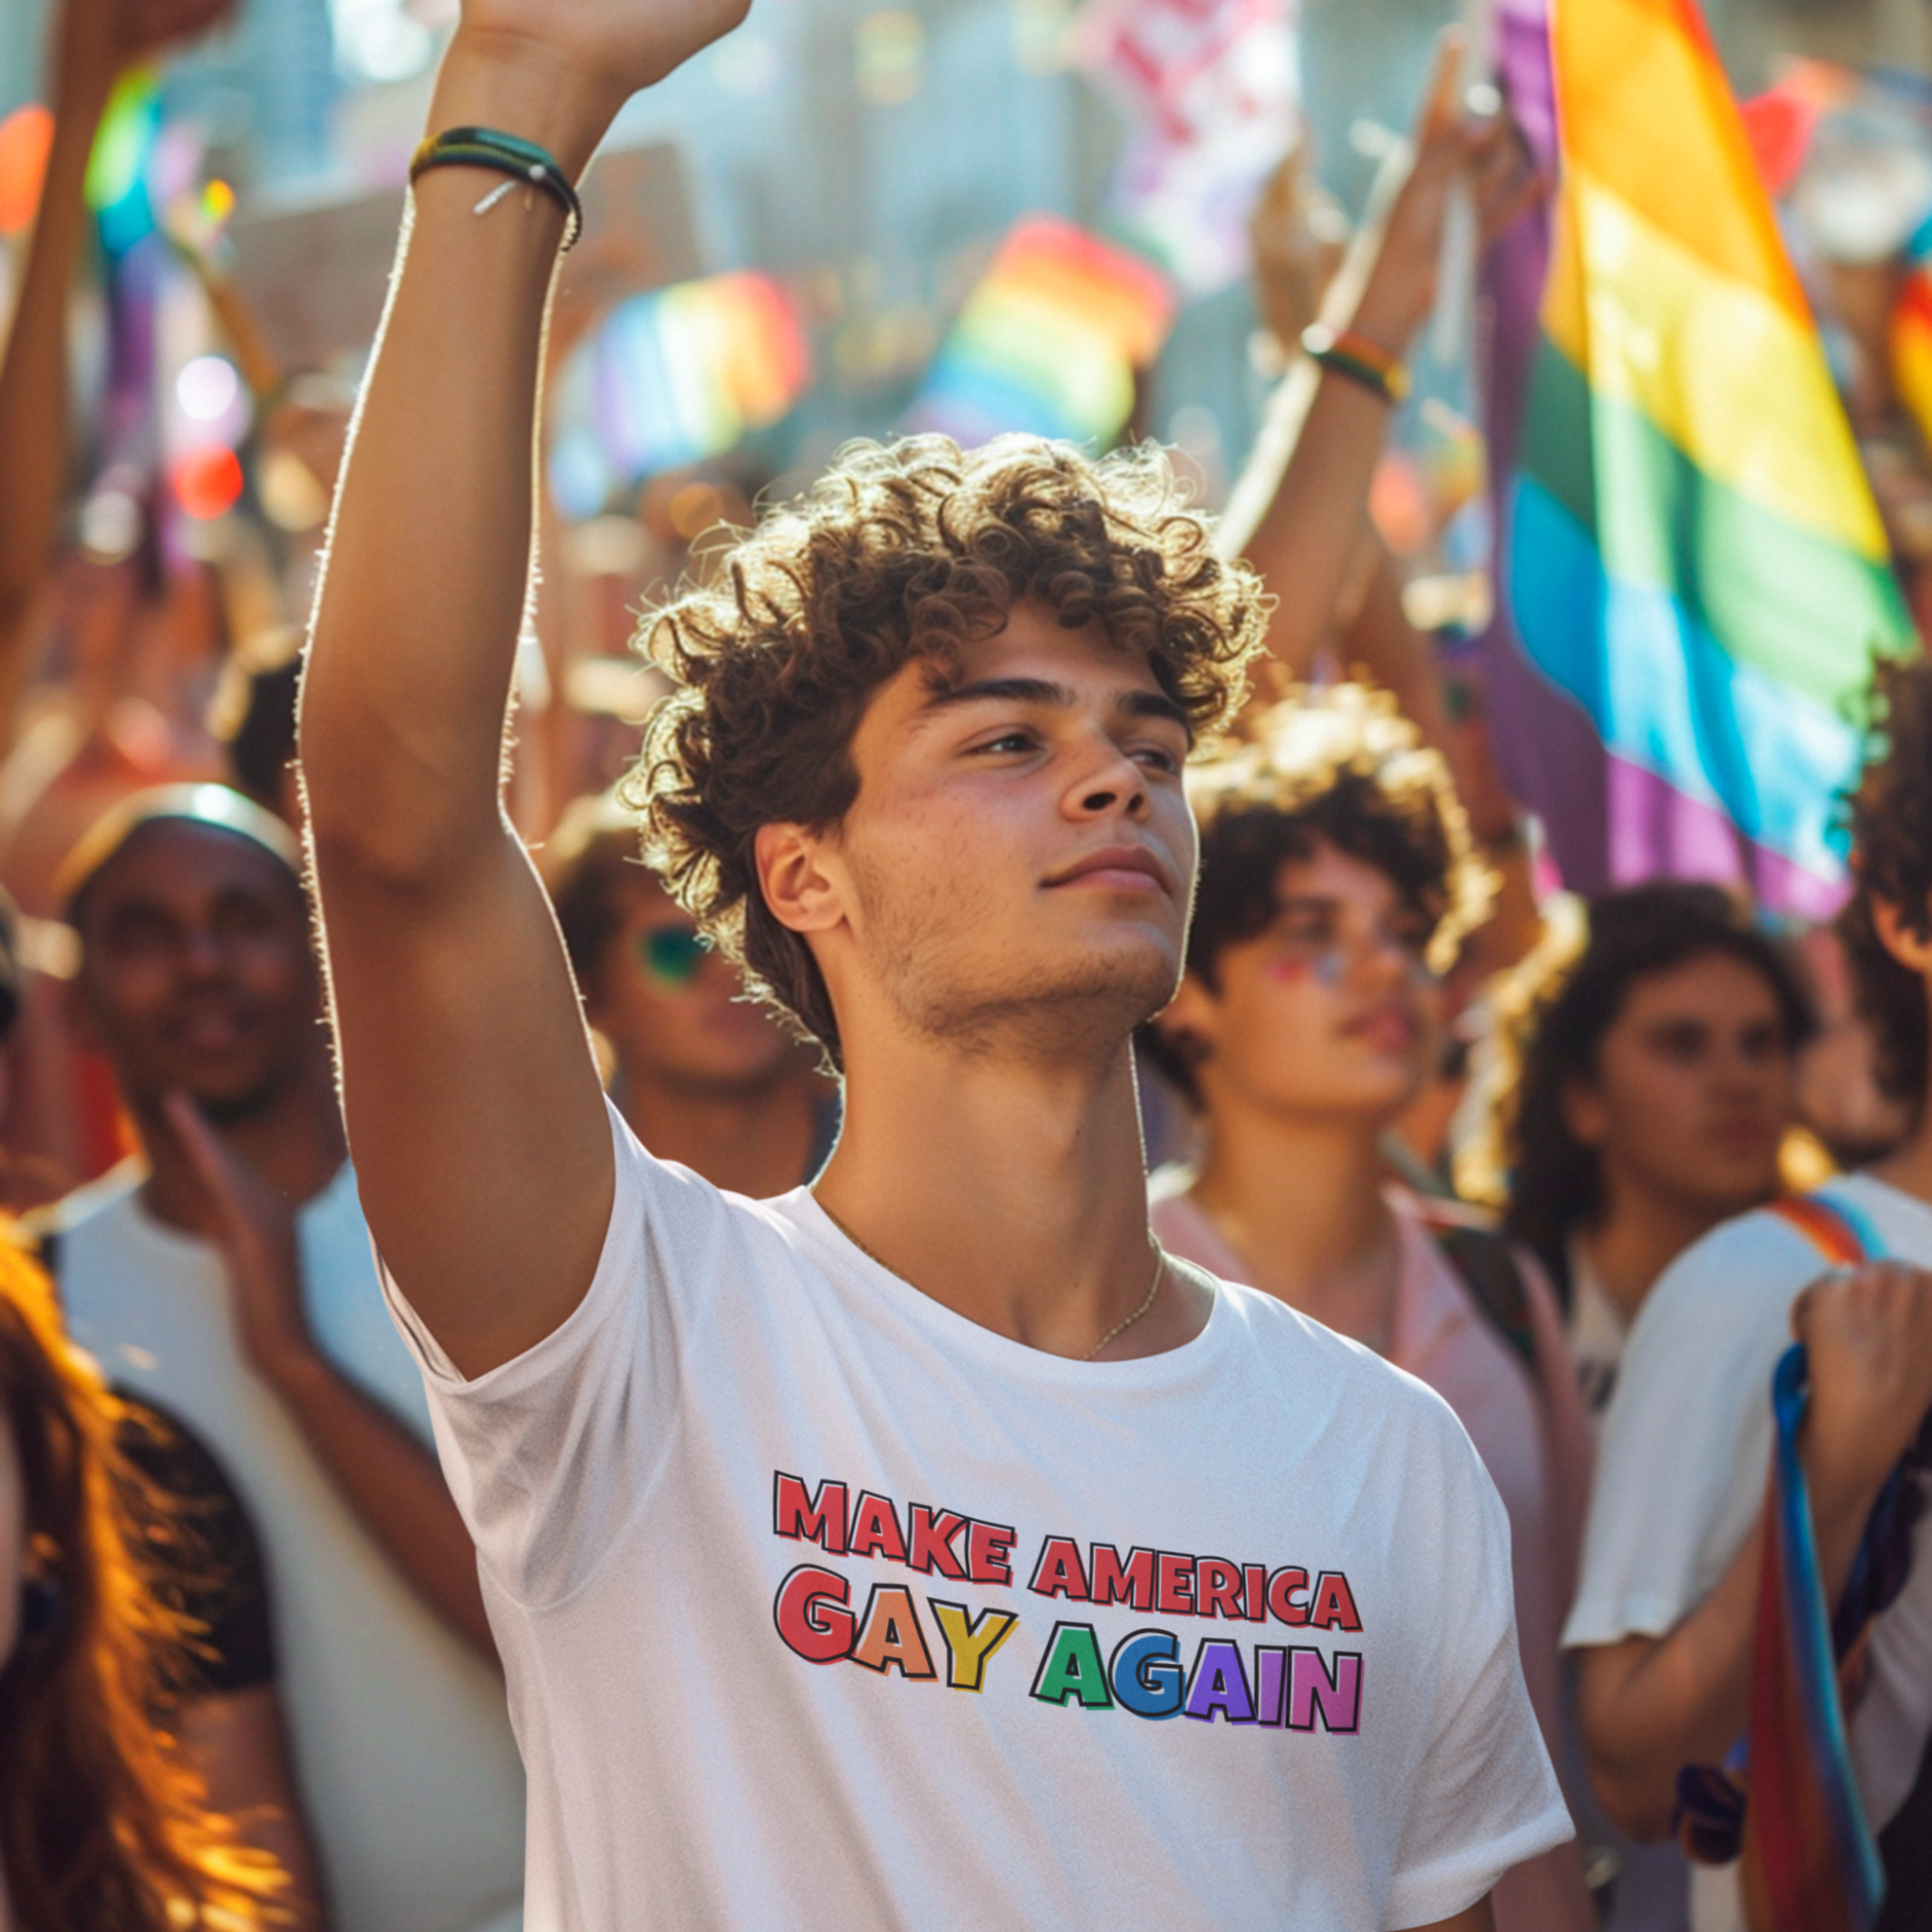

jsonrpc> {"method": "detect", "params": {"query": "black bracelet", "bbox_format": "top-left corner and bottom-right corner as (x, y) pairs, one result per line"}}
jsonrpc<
(410, 126), (583, 251)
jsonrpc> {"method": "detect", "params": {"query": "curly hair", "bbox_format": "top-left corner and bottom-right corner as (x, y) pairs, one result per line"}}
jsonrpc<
(1140, 685), (1492, 1105)
(0, 1235), (285, 1929)
(1840, 654), (1932, 1113)
(627, 434), (1266, 1066)
(1498, 882), (1814, 1272)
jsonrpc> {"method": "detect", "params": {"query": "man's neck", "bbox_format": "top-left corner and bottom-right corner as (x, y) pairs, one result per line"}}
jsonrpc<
(815, 1030), (1197, 1360)
(139, 1055), (348, 1235)
(1187, 1102), (1398, 1342)
(1869, 1103), (1932, 1208)
(619, 1062), (823, 1198)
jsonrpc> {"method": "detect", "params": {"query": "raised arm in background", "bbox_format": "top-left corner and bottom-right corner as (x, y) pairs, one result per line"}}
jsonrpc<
(0, 0), (229, 706)
(1218, 35), (1534, 681)
(300, 0), (747, 1380)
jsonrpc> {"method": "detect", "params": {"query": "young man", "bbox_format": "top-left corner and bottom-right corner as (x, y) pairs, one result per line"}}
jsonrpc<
(541, 791), (836, 1194)
(299, 3), (1573, 1923)
(1142, 686), (1594, 1932)
(49, 786), (526, 1932)
(1565, 656), (1932, 1932)
(1503, 883), (1812, 1420)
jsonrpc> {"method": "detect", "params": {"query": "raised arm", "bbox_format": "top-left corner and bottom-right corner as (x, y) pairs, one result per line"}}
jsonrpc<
(299, 0), (745, 1378)
(1218, 36), (1534, 679)
(0, 0), (228, 702)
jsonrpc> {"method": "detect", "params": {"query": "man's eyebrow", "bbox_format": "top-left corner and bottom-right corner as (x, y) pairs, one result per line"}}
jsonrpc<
(916, 676), (1191, 734)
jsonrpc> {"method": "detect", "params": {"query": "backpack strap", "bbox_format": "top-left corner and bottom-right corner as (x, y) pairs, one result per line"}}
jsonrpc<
(1431, 1223), (1538, 1374)
(1766, 1193), (1874, 1267)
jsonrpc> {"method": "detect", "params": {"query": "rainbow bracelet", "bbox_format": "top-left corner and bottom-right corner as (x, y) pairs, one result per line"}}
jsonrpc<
(1301, 324), (1411, 406)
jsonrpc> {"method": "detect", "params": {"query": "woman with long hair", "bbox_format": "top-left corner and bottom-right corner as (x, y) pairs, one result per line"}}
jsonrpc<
(0, 1232), (287, 1930)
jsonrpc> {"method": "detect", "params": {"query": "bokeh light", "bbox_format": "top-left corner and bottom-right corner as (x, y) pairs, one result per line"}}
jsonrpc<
(0, 104), (55, 238)
(177, 355), (241, 423)
(173, 447), (245, 521)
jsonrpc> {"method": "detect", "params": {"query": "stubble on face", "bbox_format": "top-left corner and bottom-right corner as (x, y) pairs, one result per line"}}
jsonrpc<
(842, 827), (1183, 1065)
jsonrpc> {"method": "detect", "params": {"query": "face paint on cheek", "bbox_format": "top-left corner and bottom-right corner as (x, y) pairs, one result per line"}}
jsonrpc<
(1266, 948), (1346, 988)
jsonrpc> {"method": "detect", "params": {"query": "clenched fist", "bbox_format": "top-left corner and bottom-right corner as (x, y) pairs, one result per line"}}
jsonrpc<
(1794, 1259), (1932, 1505)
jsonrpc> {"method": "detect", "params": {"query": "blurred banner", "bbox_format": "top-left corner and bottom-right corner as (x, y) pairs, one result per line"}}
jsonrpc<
(1069, 0), (1299, 294)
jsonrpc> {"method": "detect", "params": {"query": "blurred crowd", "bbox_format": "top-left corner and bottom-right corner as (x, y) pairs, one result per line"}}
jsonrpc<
(2, 0), (1932, 1929)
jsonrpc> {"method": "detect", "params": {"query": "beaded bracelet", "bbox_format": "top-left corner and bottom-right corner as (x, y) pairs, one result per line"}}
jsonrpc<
(409, 126), (584, 251)
(1301, 323), (1411, 406)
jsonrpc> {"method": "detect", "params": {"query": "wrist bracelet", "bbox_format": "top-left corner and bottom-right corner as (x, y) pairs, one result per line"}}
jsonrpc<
(410, 126), (583, 250)
(1301, 324), (1410, 405)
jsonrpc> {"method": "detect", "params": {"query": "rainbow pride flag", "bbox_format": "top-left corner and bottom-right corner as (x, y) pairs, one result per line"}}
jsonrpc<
(908, 214), (1174, 449)
(547, 271), (810, 516)
(1505, 0), (1915, 913)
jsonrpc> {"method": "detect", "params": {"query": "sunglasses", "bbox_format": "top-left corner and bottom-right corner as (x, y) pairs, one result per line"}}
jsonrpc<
(635, 923), (710, 988)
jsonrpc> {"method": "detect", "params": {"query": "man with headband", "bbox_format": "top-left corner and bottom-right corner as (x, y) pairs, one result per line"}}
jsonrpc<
(45, 784), (526, 1932)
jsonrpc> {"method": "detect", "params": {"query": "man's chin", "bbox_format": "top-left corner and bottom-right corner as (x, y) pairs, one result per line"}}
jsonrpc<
(175, 1077), (281, 1127)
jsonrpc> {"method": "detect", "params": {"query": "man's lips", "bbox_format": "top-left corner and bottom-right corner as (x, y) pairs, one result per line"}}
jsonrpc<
(1043, 845), (1173, 894)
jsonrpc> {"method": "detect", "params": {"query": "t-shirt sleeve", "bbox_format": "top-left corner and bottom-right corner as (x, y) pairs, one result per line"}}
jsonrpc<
(1563, 1213), (1812, 1651)
(377, 1096), (734, 1609)
(116, 1396), (277, 1697)
(1383, 1389), (1574, 1928)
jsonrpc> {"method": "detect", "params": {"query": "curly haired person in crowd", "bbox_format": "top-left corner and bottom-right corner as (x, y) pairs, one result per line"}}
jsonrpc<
(0, 1237), (287, 1931)
(1565, 655), (1932, 1932)
(296, 1), (1575, 1922)
(1141, 685), (1593, 1932)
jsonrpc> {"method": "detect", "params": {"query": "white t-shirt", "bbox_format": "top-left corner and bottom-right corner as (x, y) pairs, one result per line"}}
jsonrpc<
(1564, 1175), (1932, 1932)
(383, 1100), (1570, 1932)
(54, 1161), (525, 1932)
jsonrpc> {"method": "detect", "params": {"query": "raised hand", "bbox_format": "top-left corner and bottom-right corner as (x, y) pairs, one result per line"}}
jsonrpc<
(1794, 1259), (1932, 1504)
(164, 1090), (313, 1382)
(1347, 30), (1537, 353)
(431, 0), (752, 179)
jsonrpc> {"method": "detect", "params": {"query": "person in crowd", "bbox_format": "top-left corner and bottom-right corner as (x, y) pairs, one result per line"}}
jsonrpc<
(0, 1228), (291, 1930)
(1565, 654), (1932, 1932)
(541, 791), (837, 1193)
(44, 784), (525, 1932)
(297, 0), (1572, 1922)
(1141, 684), (1593, 1932)
(1502, 883), (1813, 1420)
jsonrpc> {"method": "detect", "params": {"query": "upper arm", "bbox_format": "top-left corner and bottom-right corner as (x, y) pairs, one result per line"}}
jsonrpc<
(309, 817), (614, 1379)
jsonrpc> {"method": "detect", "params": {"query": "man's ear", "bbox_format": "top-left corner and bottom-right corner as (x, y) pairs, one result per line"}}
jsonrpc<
(755, 822), (845, 936)
(1871, 897), (1932, 978)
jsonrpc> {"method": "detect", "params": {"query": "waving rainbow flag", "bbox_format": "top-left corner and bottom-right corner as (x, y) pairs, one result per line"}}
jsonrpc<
(1506, 0), (1915, 913)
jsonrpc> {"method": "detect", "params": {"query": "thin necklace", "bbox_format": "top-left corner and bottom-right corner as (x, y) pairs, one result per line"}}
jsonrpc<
(813, 1195), (1167, 1361)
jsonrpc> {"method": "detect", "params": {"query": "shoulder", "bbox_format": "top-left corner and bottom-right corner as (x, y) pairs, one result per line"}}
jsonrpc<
(37, 1158), (144, 1241)
(1215, 1269), (1486, 1464)
(1635, 1199), (1842, 1353)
